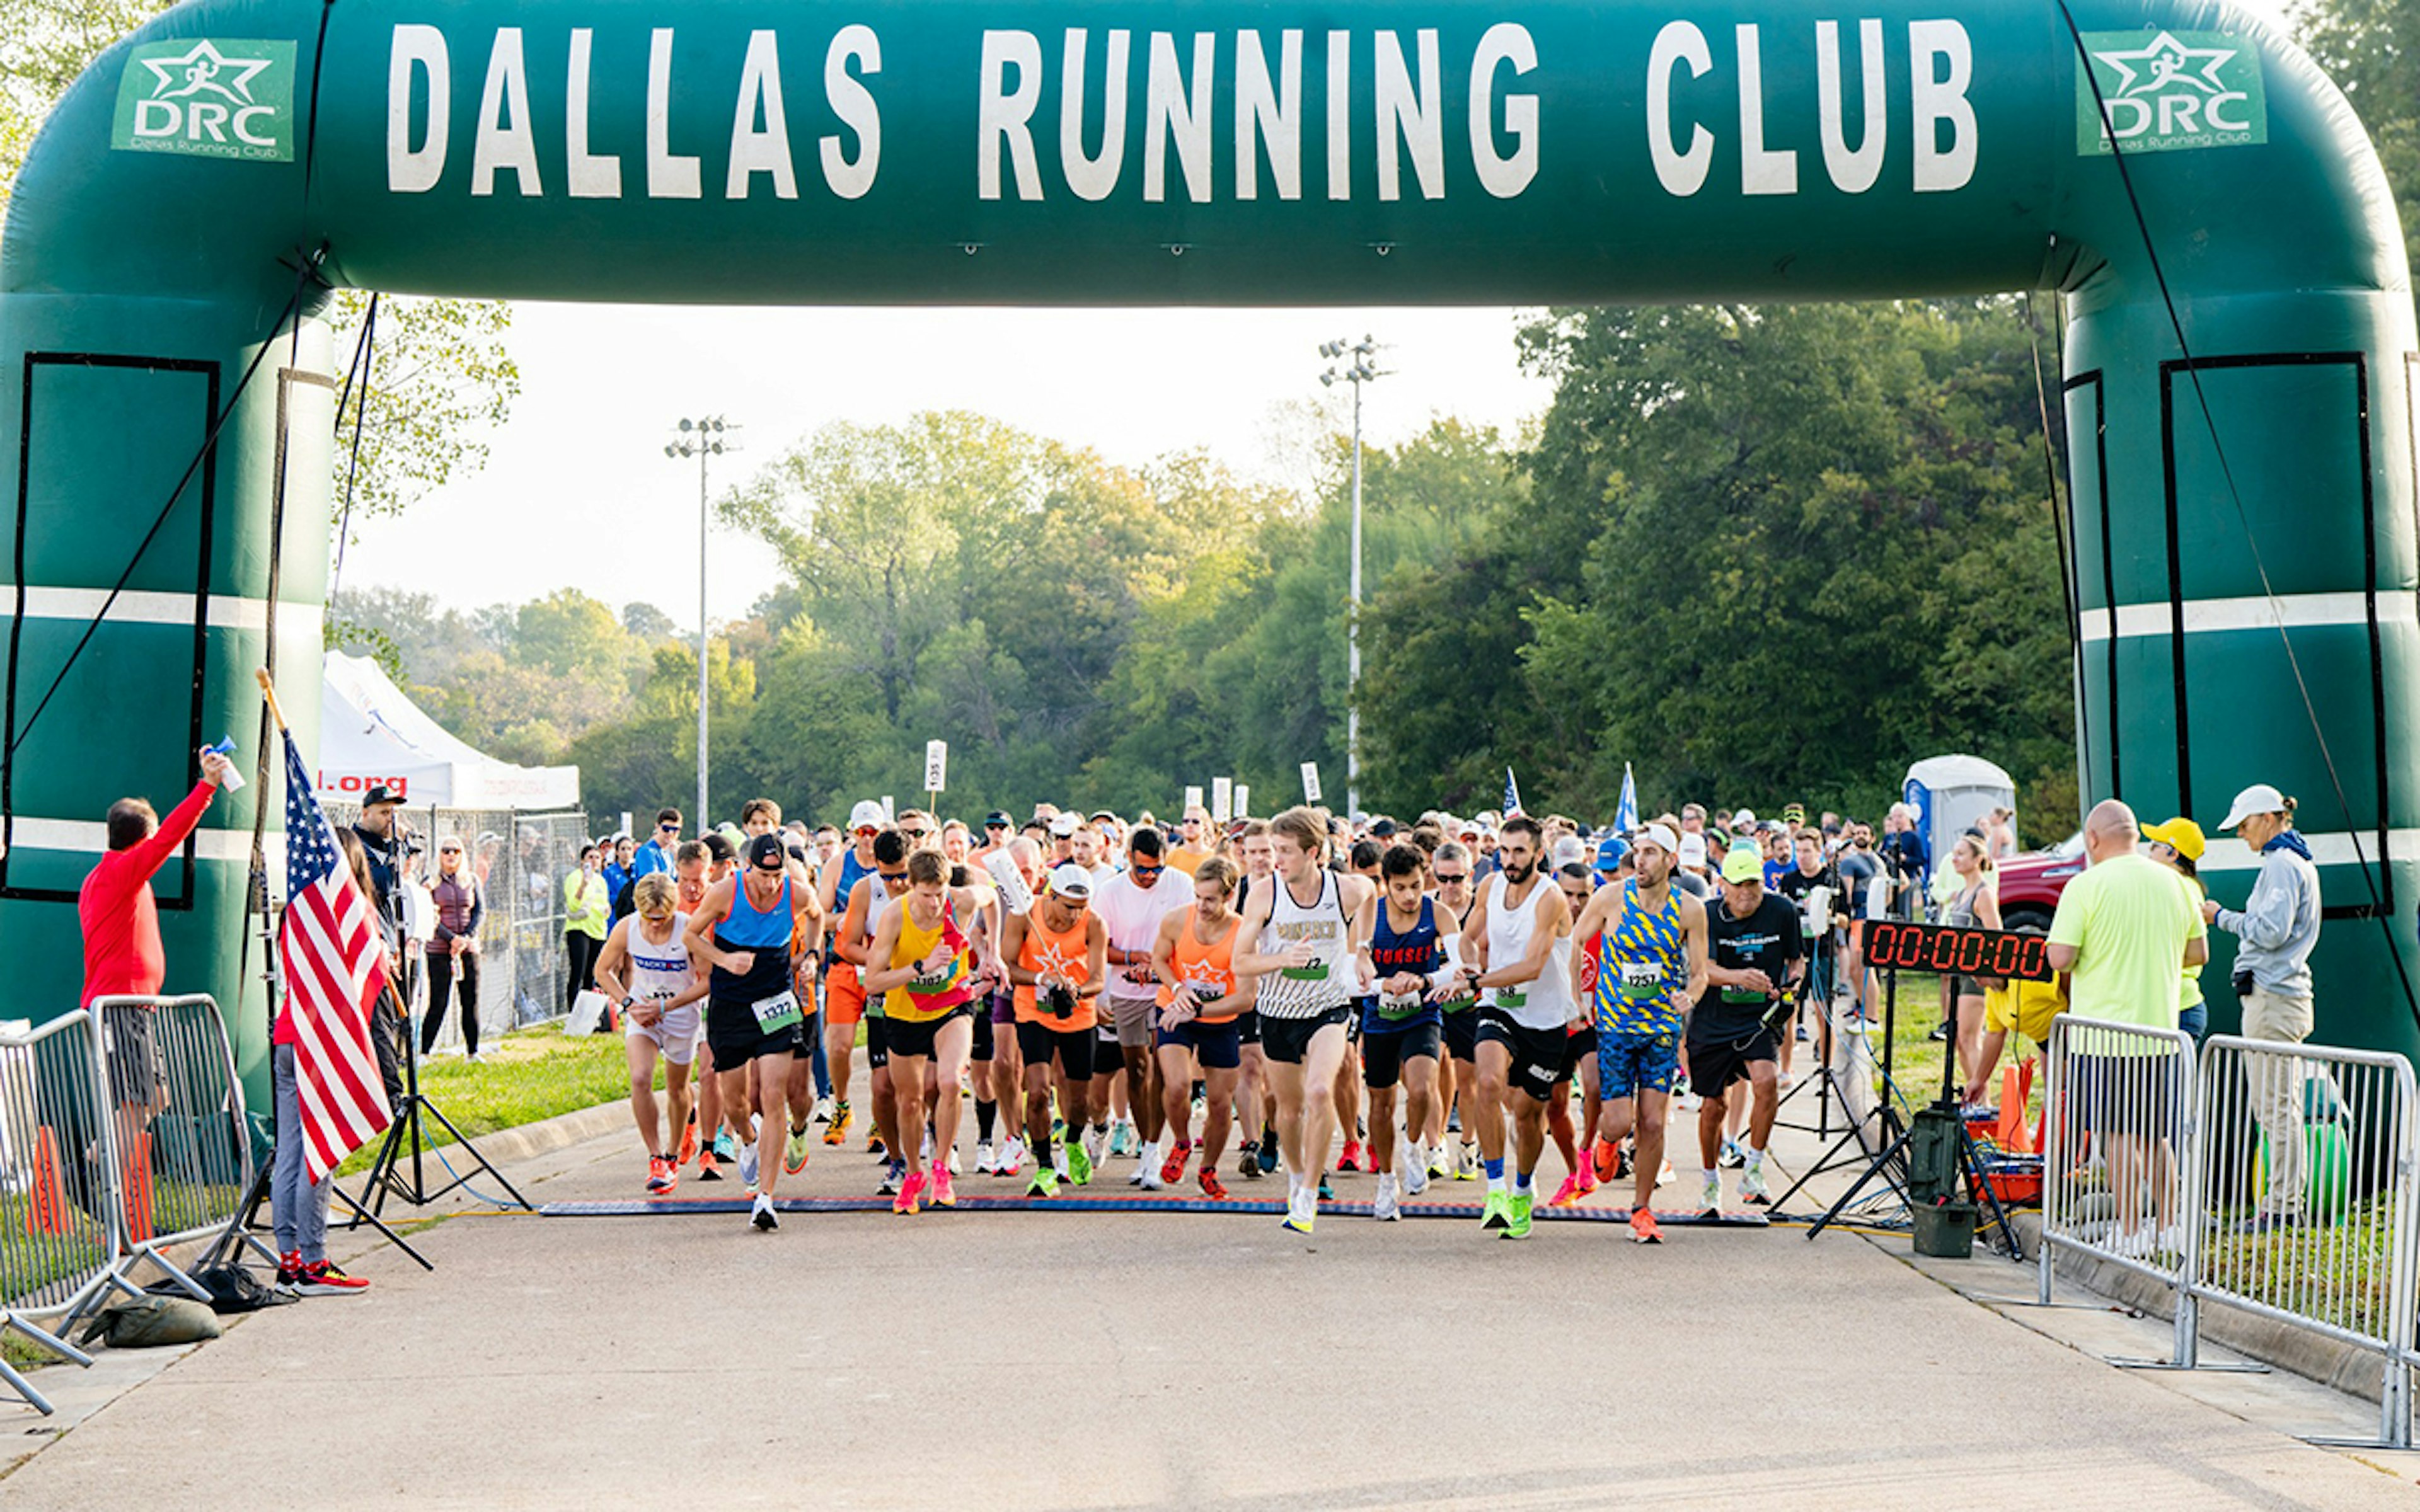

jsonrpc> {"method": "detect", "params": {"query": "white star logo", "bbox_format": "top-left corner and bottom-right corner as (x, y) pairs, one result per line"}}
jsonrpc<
(2090, 31), (2240, 99)
(138, 40), (275, 107)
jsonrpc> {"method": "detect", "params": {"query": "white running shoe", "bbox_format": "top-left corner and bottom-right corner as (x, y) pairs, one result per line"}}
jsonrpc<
(739, 1139), (761, 1190)
(811, 1096), (834, 1125)
(1083, 1125), (1108, 1167)
(1403, 1146), (1430, 1197)
(1283, 1186), (1317, 1234)
(1130, 1142), (1156, 1187)
(1657, 1159), (1674, 1189)
(975, 1141), (997, 1176)
(1139, 1162), (1165, 1192)
(947, 1145), (962, 1174)
(751, 1193), (778, 1232)
(1373, 1172), (1401, 1222)
(1700, 1173), (1722, 1214)
(921, 1128), (934, 1164)
(1741, 1160), (1770, 1206)
(998, 1136), (1025, 1174)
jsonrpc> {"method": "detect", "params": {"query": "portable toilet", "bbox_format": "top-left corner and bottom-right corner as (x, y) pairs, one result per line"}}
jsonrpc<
(1902, 755), (2018, 875)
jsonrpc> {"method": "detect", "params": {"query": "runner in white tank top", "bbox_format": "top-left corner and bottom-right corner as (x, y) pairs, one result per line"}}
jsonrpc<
(596, 876), (711, 1194)
(1482, 874), (1576, 1033)
(1255, 869), (1354, 1020)
(1455, 818), (1574, 1239)
(1232, 808), (1376, 1237)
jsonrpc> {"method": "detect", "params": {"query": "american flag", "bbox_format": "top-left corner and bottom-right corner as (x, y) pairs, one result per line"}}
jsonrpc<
(279, 730), (393, 1181)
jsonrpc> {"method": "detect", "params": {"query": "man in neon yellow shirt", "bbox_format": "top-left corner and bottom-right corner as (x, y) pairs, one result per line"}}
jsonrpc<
(2046, 800), (2207, 1256)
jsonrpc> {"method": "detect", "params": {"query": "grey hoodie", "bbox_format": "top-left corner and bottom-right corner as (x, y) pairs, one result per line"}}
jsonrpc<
(2215, 843), (2320, 1000)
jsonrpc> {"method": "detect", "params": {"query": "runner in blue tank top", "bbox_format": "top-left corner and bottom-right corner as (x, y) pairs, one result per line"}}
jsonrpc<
(686, 833), (820, 1233)
(1351, 844), (1461, 1220)
(1567, 823), (1707, 1245)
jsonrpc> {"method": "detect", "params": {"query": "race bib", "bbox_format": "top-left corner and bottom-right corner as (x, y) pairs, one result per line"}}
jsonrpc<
(1494, 988), (1528, 1009)
(1721, 985), (1765, 1004)
(1378, 992), (1426, 1019)
(1618, 960), (1666, 1000)
(750, 990), (803, 1034)
(907, 961), (961, 995)
(1280, 960), (1329, 982)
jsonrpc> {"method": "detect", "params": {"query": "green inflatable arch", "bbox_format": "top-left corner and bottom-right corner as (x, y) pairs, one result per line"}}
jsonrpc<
(2, 0), (2412, 1095)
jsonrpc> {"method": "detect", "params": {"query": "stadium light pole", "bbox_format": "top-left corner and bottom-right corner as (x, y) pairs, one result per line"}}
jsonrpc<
(1319, 337), (1381, 817)
(664, 416), (737, 828)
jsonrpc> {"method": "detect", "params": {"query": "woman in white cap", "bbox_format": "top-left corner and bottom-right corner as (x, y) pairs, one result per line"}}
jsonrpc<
(2204, 783), (2322, 1234)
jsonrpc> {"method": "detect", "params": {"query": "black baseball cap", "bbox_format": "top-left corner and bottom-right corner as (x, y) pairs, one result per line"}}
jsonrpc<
(746, 833), (786, 870)
(985, 810), (1013, 830)
(1370, 817), (1398, 838)
(360, 784), (400, 808)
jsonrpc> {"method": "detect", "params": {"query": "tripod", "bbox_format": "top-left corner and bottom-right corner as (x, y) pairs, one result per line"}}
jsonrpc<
(1801, 964), (2024, 1259)
(1773, 955), (1914, 1215)
(352, 975), (533, 1217)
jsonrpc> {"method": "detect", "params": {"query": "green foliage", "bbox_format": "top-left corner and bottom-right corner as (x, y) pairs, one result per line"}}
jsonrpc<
(1361, 300), (2078, 832)
(327, 292), (521, 532)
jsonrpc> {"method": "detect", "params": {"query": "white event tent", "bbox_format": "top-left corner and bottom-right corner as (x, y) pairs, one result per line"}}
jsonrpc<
(316, 651), (579, 810)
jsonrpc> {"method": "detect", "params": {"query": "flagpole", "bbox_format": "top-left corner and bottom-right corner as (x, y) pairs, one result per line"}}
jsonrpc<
(255, 667), (289, 733)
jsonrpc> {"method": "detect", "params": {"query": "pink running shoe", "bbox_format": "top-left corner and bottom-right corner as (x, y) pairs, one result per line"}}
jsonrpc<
(1574, 1158), (1601, 1198)
(930, 1167), (957, 1208)
(1339, 1140), (1367, 1175)
(893, 1171), (926, 1215)
(1547, 1171), (1586, 1208)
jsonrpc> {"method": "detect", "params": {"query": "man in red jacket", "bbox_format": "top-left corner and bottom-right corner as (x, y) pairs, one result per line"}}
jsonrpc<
(79, 746), (236, 1005)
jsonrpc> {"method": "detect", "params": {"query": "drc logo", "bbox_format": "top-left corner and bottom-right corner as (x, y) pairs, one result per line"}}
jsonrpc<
(2077, 30), (2267, 156)
(112, 38), (297, 162)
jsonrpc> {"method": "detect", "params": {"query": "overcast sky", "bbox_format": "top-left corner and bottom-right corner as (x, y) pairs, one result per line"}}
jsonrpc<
(342, 303), (1558, 624)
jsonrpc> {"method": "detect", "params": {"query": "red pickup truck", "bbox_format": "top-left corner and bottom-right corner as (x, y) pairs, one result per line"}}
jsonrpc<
(1995, 832), (2084, 935)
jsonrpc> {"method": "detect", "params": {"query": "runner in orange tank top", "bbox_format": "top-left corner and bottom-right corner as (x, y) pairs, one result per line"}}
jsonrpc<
(1001, 865), (1107, 1196)
(1149, 856), (1257, 1198)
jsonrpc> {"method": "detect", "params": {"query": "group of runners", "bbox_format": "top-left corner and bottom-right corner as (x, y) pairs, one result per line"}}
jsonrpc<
(587, 796), (1849, 1241)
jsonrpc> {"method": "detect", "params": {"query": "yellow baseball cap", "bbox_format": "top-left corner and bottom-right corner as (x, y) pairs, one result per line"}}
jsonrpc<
(1720, 845), (1764, 884)
(2140, 816), (2206, 861)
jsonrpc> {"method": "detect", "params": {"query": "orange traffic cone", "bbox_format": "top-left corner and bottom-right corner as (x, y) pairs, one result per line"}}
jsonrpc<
(23, 1126), (70, 1235)
(120, 1129), (154, 1246)
(1999, 1062), (2036, 1155)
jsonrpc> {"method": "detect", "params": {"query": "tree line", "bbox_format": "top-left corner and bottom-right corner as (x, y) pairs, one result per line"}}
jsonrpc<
(342, 297), (2089, 837)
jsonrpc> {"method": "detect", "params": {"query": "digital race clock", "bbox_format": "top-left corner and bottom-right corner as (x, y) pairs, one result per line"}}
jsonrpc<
(1862, 919), (2055, 983)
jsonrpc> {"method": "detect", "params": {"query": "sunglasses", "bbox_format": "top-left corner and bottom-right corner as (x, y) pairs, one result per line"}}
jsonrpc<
(657, 823), (679, 833)
(903, 829), (931, 841)
(1131, 862), (1163, 877)
(879, 869), (908, 883)
(1433, 871), (1469, 883)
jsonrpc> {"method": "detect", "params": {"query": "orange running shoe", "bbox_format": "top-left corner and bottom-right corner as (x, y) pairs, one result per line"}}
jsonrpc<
(1547, 1171), (1586, 1208)
(1630, 1205), (1664, 1244)
(1338, 1139), (1366, 1174)
(696, 1149), (723, 1182)
(1198, 1168), (1229, 1201)
(676, 1112), (700, 1167)
(1160, 1141), (1191, 1186)
(823, 1101), (853, 1147)
(647, 1157), (677, 1194)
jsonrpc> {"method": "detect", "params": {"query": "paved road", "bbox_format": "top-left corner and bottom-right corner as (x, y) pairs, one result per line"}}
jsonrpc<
(5, 1108), (2413, 1509)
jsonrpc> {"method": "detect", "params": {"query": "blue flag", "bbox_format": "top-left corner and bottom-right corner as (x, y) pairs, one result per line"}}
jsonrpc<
(1616, 762), (1639, 833)
(1502, 767), (1521, 816)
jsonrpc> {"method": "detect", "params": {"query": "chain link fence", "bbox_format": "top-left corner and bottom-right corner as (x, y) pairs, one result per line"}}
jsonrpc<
(324, 802), (591, 1051)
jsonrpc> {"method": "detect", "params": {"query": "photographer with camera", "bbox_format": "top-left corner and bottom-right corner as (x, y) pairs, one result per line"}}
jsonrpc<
(349, 784), (412, 1102)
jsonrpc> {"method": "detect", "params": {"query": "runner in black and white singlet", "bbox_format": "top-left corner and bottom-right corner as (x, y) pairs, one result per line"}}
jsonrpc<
(1231, 806), (1374, 1236)
(1455, 815), (1576, 1241)
(594, 873), (708, 1194)
(684, 833), (818, 1232)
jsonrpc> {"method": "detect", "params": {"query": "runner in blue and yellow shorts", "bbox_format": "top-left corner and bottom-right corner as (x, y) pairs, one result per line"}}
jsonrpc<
(1568, 822), (1707, 1244)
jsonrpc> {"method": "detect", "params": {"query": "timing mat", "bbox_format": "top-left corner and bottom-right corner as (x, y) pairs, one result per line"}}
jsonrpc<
(540, 1193), (1770, 1225)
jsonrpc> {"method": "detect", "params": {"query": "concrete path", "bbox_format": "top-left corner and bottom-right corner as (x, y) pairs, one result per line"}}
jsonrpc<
(4, 1081), (2416, 1509)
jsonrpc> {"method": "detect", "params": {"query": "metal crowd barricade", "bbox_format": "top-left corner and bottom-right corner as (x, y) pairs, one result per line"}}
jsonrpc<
(88, 995), (247, 1304)
(2038, 1014), (2203, 1366)
(0, 1011), (111, 1414)
(2196, 1034), (2416, 1450)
